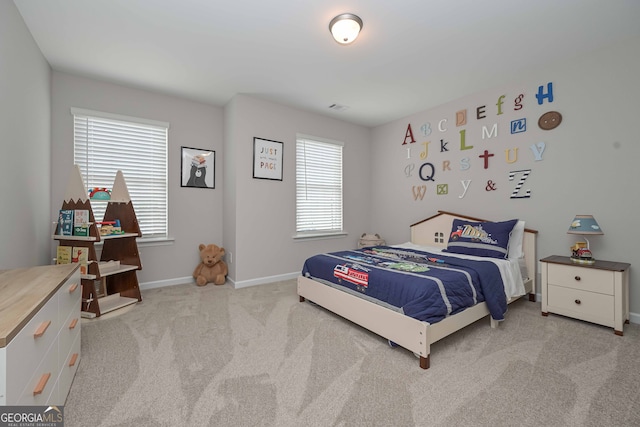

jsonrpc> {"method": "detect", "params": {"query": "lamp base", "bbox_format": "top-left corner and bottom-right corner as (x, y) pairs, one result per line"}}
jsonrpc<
(570, 256), (595, 265)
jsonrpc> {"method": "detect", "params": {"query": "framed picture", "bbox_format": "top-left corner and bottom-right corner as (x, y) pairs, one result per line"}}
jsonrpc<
(181, 146), (215, 189)
(253, 137), (283, 181)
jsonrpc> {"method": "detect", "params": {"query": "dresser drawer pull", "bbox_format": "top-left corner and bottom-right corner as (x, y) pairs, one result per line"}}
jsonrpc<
(69, 318), (78, 329)
(575, 299), (582, 305)
(69, 353), (79, 367)
(574, 276), (581, 281)
(69, 282), (79, 293)
(33, 320), (51, 338)
(33, 373), (51, 396)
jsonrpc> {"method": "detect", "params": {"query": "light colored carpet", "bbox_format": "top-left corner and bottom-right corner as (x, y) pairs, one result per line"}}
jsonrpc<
(64, 280), (640, 426)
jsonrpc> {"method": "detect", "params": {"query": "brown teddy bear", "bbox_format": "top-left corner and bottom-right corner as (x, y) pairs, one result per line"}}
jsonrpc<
(193, 243), (228, 286)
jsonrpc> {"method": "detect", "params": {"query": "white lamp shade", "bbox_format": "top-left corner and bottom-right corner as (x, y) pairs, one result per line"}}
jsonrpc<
(329, 14), (362, 45)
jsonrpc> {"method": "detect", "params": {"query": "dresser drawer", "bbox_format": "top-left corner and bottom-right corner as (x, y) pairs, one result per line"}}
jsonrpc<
(16, 339), (60, 406)
(56, 330), (81, 405)
(58, 271), (82, 323)
(547, 284), (614, 326)
(547, 263), (614, 294)
(4, 296), (60, 403)
(58, 308), (81, 369)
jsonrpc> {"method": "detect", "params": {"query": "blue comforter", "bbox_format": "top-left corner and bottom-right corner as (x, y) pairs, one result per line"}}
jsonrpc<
(301, 246), (507, 323)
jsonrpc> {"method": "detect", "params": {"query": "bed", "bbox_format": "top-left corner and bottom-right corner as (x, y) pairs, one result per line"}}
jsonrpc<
(297, 210), (538, 369)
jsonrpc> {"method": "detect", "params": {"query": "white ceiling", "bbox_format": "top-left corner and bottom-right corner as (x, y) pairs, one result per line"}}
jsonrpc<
(14, 0), (640, 127)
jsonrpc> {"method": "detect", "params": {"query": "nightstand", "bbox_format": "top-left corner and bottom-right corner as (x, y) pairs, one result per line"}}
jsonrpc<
(540, 255), (630, 335)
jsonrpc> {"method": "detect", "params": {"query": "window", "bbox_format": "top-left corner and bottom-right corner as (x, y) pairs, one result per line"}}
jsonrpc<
(71, 108), (169, 239)
(295, 134), (343, 237)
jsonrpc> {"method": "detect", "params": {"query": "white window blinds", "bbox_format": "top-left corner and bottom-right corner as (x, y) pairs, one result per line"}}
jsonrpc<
(296, 135), (343, 234)
(71, 108), (169, 239)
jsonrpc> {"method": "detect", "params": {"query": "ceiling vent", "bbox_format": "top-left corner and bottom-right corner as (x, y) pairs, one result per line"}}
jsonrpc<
(328, 103), (349, 112)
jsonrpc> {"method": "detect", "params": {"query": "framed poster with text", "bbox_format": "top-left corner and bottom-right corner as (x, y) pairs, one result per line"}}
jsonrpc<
(253, 137), (283, 181)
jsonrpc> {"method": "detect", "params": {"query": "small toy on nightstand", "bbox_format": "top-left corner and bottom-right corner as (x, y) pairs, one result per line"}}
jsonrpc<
(566, 214), (603, 265)
(570, 242), (594, 265)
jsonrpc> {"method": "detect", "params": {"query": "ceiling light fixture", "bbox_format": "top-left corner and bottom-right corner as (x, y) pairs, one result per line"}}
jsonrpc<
(329, 13), (363, 45)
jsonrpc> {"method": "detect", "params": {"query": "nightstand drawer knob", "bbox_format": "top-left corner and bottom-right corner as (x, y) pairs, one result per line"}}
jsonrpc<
(574, 276), (581, 281)
(575, 299), (581, 305)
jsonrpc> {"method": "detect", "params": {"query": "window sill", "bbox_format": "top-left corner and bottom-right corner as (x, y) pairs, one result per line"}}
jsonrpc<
(292, 231), (348, 241)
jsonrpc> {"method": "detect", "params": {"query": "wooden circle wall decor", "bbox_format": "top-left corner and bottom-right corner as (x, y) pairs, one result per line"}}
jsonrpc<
(538, 111), (562, 130)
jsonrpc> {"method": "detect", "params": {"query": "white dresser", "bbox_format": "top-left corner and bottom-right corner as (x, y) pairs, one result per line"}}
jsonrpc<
(0, 264), (81, 405)
(540, 255), (630, 335)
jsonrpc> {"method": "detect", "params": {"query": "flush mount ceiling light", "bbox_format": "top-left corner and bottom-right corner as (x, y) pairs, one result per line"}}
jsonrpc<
(329, 13), (363, 45)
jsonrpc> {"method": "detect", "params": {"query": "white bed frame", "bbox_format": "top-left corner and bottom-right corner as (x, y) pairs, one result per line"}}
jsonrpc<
(297, 211), (538, 369)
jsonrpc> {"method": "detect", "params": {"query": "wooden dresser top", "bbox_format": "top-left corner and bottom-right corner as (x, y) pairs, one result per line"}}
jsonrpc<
(0, 264), (79, 348)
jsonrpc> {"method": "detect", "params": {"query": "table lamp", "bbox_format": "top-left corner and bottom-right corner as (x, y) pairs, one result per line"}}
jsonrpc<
(567, 215), (603, 264)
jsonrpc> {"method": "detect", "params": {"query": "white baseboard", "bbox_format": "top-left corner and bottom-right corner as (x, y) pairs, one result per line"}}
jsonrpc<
(139, 276), (195, 290)
(139, 272), (301, 291)
(230, 271), (300, 288)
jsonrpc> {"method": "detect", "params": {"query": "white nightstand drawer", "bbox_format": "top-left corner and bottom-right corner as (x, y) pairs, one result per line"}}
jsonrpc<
(547, 263), (614, 294)
(547, 284), (614, 326)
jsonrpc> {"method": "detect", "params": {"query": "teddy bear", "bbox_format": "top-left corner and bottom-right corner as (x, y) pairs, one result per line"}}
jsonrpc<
(193, 243), (228, 286)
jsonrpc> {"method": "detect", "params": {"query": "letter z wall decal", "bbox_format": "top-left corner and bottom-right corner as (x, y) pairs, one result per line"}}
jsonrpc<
(509, 169), (531, 199)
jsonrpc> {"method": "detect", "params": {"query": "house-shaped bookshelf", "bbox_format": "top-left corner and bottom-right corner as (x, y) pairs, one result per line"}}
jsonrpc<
(54, 166), (142, 317)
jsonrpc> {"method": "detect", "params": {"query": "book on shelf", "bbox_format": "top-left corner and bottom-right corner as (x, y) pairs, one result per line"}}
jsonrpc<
(58, 209), (74, 236)
(56, 245), (72, 264)
(72, 246), (89, 274)
(73, 209), (90, 236)
(73, 225), (89, 236)
(74, 209), (89, 225)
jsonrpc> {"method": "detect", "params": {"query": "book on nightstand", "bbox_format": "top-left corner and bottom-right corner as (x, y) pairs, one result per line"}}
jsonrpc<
(56, 245), (72, 264)
(58, 209), (74, 236)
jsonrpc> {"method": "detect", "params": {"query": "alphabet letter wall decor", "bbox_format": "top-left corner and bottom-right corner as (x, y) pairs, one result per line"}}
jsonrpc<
(505, 148), (518, 163)
(509, 169), (532, 199)
(530, 142), (546, 161)
(399, 81), (560, 201)
(402, 124), (416, 145)
(536, 82), (554, 105)
(459, 180), (471, 198)
(412, 185), (427, 200)
(419, 163), (435, 181)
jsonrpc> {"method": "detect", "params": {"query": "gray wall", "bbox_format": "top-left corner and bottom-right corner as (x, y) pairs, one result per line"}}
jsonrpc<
(49, 77), (371, 287)
(0, 1), (51, 268)
(224, 95), (372, 286)
(50, 72), (224, 286)
(371, 35), (640, 317)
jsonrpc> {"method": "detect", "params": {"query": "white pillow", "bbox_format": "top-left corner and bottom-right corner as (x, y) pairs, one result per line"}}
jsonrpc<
(508, 220), (526, 259)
